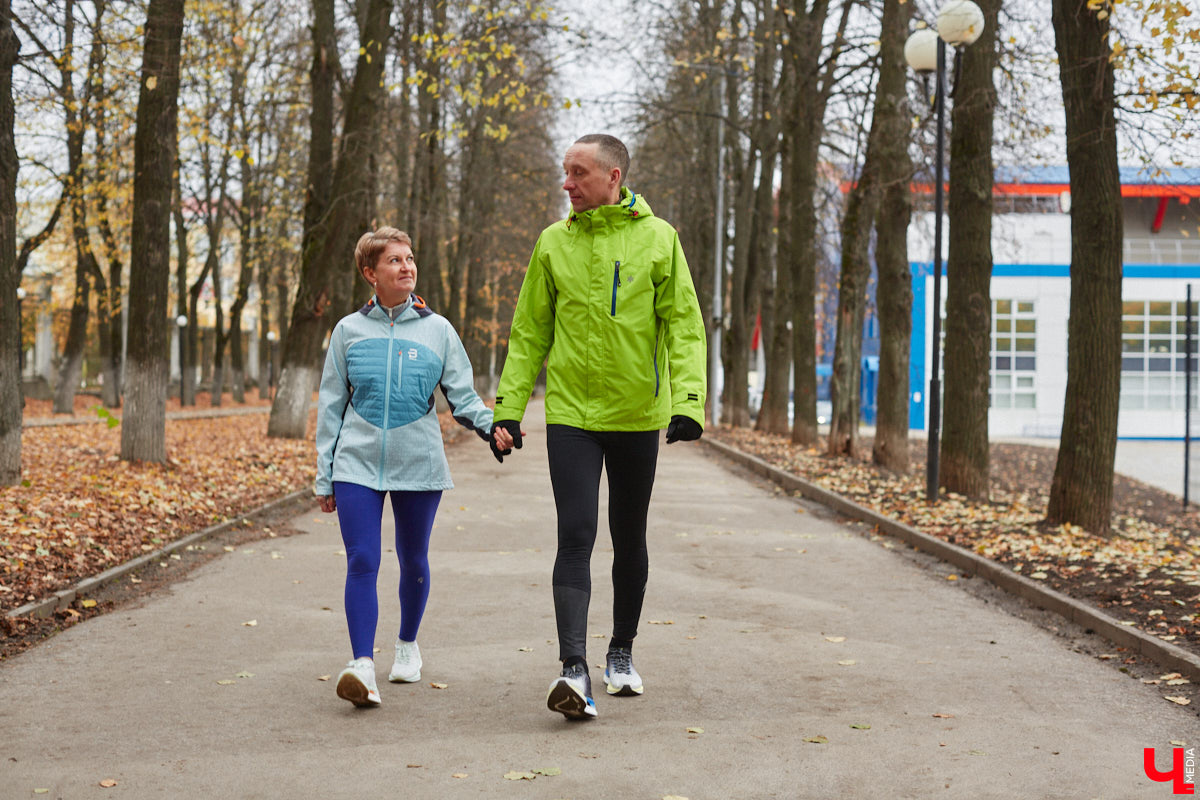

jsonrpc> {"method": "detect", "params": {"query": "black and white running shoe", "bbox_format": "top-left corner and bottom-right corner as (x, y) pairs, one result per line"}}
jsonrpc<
(603, 647), (644, 696)
(546, 662), (598, 720)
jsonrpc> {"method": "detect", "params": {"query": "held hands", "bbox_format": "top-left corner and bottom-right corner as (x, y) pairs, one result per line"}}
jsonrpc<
(665, 415), (703, 444)
(490, 420), (525, 463)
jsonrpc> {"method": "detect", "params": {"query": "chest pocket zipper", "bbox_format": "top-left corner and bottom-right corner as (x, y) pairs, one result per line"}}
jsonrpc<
(611, 260), (621, 316)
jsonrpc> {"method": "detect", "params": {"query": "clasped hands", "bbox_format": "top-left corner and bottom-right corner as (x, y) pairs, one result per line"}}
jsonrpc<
(489, 415), (702, 463)
(489, 420), (524, 463)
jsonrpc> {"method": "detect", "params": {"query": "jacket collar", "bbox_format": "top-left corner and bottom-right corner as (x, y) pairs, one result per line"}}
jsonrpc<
(358, 294), (432, 320)
(566, 186), (652, 230)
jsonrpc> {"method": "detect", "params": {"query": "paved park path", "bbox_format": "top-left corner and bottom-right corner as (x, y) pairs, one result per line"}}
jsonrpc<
(2, 401), (1197, 798)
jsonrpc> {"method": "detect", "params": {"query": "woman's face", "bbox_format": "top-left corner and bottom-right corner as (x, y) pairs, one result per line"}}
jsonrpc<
(364, 241), (417, 307)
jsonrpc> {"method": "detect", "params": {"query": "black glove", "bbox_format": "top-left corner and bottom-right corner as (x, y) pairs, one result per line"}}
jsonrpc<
(490, 419), (523, 463)
(665, 415), (703, 444)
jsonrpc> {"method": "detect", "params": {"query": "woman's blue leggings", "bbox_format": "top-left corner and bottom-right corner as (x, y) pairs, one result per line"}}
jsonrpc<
(333, 482), (442, 659)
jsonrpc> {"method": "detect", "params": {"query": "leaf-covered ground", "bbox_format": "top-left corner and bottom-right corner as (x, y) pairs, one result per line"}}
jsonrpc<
(2, 395), (314, 618)
(710, 426), (1200, 660)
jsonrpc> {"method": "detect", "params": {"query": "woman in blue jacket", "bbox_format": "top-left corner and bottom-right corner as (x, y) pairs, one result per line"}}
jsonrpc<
(315, 227), (512, 708)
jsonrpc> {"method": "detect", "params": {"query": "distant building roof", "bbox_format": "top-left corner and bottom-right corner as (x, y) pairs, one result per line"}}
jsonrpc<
(904, 165), (1200, 198)
(994, 165), (1200, 186)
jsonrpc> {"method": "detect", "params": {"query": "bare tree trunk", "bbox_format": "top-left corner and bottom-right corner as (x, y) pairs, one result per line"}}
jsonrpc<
(726, 141), (757, 429)
(757, 131), (793, 434)
(829, 0), (910, 457)
(121, 0), (185, 463)
(409, 0), (447, 313)
(458, 127), (498, 386)
(0, 0), (21, 484)
(941, 0), (1000, 498)
(53, 0), (99, 415)
(783, 0), (844, 446)
(1046, 0), (1122, 535)
(871, 0), (915, 474)
(269, 0), (392, 439)
(173, 163), (193, 405)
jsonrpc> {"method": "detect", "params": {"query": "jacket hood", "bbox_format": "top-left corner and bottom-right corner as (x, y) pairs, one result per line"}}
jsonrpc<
(566, 186), (653, 230)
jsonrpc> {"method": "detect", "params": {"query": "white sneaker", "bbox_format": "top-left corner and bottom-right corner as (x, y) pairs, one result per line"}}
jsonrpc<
(389, 640), (422, 683)
(336, 657), (381, 707)
(604, 647), (644, 696)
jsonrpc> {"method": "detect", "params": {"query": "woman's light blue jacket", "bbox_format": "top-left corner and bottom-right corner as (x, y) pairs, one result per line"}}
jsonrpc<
(314, 295), (493, 496)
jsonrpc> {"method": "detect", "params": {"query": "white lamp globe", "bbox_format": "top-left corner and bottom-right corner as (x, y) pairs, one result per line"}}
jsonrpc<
(937, 0), (985, 47)
(904, 29), (939, 72)
(176, 314), (188, 327)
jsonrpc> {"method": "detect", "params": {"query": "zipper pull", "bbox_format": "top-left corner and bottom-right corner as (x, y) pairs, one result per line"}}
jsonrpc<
(615, 260), (621, 286)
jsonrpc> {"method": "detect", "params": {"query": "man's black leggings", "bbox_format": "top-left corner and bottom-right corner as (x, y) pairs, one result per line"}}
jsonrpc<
(546, 424), (659, 663)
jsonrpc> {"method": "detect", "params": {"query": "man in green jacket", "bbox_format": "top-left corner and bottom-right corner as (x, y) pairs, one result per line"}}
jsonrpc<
(491, 133), (707, 720)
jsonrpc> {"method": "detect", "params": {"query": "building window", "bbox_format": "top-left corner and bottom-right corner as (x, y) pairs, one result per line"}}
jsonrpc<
(1121, 299), (1199, 411)
(991, 299), (1037, 409)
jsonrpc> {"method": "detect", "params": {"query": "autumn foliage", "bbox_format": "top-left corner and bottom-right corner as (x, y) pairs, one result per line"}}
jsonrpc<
(2, 400), (313, 615)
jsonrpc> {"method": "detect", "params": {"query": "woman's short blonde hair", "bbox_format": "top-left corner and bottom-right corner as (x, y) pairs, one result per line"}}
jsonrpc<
(354, 227), (413, 280)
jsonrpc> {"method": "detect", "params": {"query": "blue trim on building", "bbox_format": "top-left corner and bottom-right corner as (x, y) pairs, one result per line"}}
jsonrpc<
(910, 263), (931, 430)
(991, 263), (1200, 278)
(992, 165), (1200, 186)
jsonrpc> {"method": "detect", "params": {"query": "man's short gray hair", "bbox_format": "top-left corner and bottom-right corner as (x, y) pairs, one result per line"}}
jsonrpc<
(574, 134), (630, 184)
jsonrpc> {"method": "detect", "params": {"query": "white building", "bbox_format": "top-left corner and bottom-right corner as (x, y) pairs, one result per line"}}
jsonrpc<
(909, 165), (1200, 440)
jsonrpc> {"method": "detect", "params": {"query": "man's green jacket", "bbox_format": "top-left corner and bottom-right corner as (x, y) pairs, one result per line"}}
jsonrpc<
(494, 187), (707, 431)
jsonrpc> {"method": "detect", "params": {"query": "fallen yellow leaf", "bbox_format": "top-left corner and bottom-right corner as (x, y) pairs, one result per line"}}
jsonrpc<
(1166, 696), (1191, 706)
(504, 771), (536, 781)
(430, 682), (448, 689)
(686, 727), (704, 734)
(99, 779), (118, 787)
(452, 773), (468, 779)
(242, 620), (258, 627)
(81, 599), (97, 608)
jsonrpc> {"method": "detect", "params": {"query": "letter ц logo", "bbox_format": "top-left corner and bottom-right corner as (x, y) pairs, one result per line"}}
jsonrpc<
(1145, 748), (1195, 794)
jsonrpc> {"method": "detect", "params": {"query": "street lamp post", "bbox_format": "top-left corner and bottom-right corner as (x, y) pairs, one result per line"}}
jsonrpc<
(176, 314), (188, 403)
(266, 331), (277, 400)
(16, 287), (26, 409)
(904, 1), (985, 504)
(16, 286), (25, 373)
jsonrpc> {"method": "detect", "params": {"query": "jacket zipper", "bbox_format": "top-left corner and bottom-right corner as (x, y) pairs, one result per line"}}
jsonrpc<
(379, 317), (398, 490)
(610, 261), (621, 316)
(653, 328), (661, 397)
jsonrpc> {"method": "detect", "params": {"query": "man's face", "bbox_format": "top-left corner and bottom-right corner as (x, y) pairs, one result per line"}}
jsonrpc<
(562, 143), (620, 213)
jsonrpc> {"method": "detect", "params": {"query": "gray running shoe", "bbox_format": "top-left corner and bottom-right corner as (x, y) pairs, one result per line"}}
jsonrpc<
(603, 647), (644, 696)
(546, 662), (598, 720)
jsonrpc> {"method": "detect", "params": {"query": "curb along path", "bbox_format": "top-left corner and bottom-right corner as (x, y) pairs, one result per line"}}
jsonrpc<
(702, 437), (1200, 683)
(5, 489), (313, 620)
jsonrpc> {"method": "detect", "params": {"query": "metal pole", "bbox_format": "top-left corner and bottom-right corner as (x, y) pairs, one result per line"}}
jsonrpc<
(926, 38), (946, 504)
(16, 290), (24, 409)
(1186, 284), (1193, 508)
(711, 69), (726, 428)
